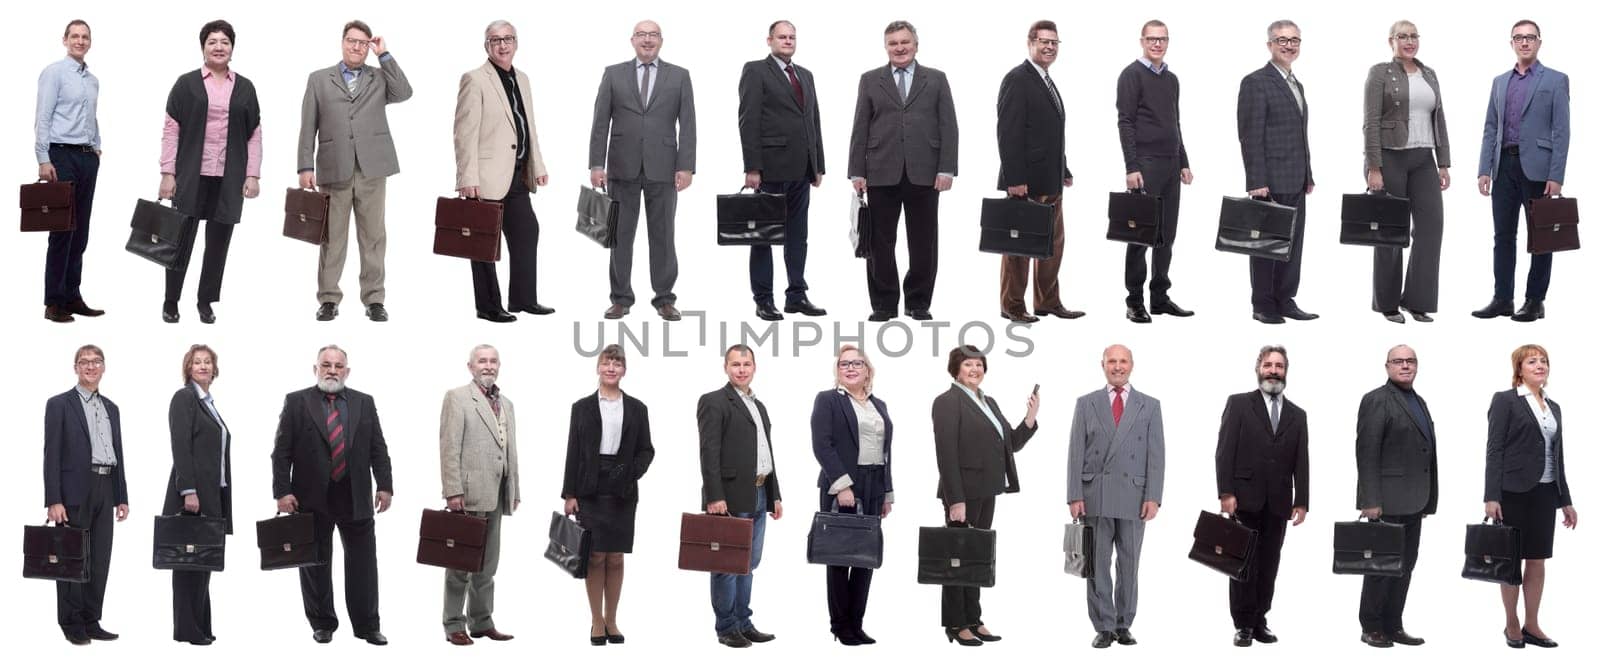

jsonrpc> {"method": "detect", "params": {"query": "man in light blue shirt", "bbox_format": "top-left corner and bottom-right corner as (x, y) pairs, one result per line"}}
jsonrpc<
(36, 20), (104, 323)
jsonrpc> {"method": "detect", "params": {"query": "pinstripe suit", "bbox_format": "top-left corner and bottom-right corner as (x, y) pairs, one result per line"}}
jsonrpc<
(1237, 62), (1314, 315)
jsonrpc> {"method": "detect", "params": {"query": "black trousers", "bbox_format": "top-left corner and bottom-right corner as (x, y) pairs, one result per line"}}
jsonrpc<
(749, 178), (811, 307)
(1229, 509), (1287, 630)
(472, 163), (541, 312)
(44, 146), (99, 306)
(1491, 148), (1553, 301)
(820, 465), (886, 635)
(1372, 148), (1444, 313)
(940, 494), (995, 628)
(1358, 514), (1422, 633)
(165, 176), (234, 305)
(1248, 192), (1307, 314)
(865, 175), (939, 313)
(299, 476), (380, 635)
(57, 468), (116, 633)
(1125, 156), (1182, 307)
(172, 491), (228, 643)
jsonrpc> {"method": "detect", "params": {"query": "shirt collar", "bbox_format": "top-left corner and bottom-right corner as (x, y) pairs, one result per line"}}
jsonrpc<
(476, 382), (499, 400)
(1260, 389), (1281, 402)
(76, 385), (98, 402)
(192, 381), (212, 401)
(201, 68), (234, 82)
(1516, 384), (1549, 399)
(1138, 57), (1165, 74)
(1106, 383), (1132, 396)
(771, 54), (793, 71)
(1513, 60), (1542, 78)
(339, 61), (362, 77)
(1029, 60), (1050, 80)
(735, 385), (756, 400)
(324, 388), (348, 401)
(597, 389), (624, 403)
(63, 56), (87, 73)
(492, 61), (515, 77)
(1272, 62), (1293, 80)
(954, 382), (984, 402)
(635, 57), (657, 69)
(892, 60), (917, 75)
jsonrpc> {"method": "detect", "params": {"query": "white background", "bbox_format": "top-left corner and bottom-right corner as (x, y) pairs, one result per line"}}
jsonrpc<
(3, 0), (1593, 665)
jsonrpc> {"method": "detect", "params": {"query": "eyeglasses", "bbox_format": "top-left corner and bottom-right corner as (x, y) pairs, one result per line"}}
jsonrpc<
(1032, 38), (1061, 47)
(1386, 358), (1418, 367)
(1511, 33), (1540, 44)
(343, 37), (370, 48)
(633, 31), (662, 40)
(1142, 36), (1169, 44)
(1271, 36), (1302, 47)
(76, 359), (105, 368)
(837, 359), (867, 370)
(1393, 33), (1420, 42)
(486, 36), (518, 46)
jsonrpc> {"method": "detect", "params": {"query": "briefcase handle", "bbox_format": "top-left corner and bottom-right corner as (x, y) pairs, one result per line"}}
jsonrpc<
(1355, 514), (1396, 525)
(39, 520), (80, 529)
(829, 499), (864, 515)
(1365, 189), (1390, 196)
(945, 520), (972, 529)
(1479, 516), (1508, 526)
(1125, 188), (1148, 195)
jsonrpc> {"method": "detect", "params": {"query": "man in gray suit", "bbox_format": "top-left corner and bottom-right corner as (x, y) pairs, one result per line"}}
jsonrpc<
(1067, 344), (1165, 649)
(589, 20), (695, 322)
(438, 344), (521, 646)
(848, 20), (957, 322)
(297, 20), (412, 323)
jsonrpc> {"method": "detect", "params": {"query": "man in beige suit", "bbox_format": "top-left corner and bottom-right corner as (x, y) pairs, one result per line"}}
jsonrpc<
(454, 20), (551, 323)
(298, 20), (411, 323)
(439, 344), (521, 646)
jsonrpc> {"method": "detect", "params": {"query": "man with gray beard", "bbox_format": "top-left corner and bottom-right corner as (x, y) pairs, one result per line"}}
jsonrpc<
(1213, 344), (1309, 646)
(271, 345), (394, 645)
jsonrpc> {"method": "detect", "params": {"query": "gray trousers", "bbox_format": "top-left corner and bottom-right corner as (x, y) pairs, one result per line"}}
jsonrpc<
(317, 166), (388, 305)
(442, 486), (506, 634)
(1372, 148), (1443, 313)
(608, 178), (679, 308)
(1085, 515), (1145, 632)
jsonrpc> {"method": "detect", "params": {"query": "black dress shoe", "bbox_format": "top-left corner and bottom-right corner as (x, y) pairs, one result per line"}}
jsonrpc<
(1360, 631), (1393, 647)
(162, 301), (180, 323)
(784, 299), (827, 316)
(65, 630), (91, 646)
(1233, 628), (1254, 647)
(1150, 300), (1194, 317)
(906, 308), (933, 321)
(1034, 306), (1086, 319)
(1511, 300), (1545, 322)
(512, 303), (556, 316)
(197, 302), (216, 324)
(1001, 310), (1039, 323)
(755, 304), (784, 321)
(740, 626), (776, 643)
(1400, 307), (1433, 323)
(365, 303), (389, 322)
(1126, 305), (1152, 323)
(1504, 630), (1525, 648)
(718, 632), (752, 648)
(853, 629), (876, 644)
(1252, 626), (1278, 643)
(313, 629), (334, 644)
(1253, 311), (1285, 324)
(968, 625), (1001, 642)
(1381, 310), (1405, 324)
(1115, 628), (1137, 645)
(476, 309), (517, 323)
(868, 310), (894, 322)
(355, 631), (388, 646)
(45, 305), (75, 323)
(86, 626), (119, 641)
(1472, 298), (1514, 318)
(317, 302), (338, 321)
(1092, 631), (1116, 648)
(63, 299), (106, 317)
(1280, 305), (1319, 320)
(1388, 629), (1424, 646)
(944, 627), (983, 646)
(1521, 628), (1557, 648)
(186, 638), (214, 646)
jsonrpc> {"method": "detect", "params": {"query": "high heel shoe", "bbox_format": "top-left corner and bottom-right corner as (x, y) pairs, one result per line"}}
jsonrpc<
(1504, 630), (1525, 649)
(162, 301), (180, 324)
(1521, 628), (1558, 648)
(945, 627), (983, 646)
(968, 625), (1002, 642)
(197, 302), (216, 324)
(832, 630), (863, 646)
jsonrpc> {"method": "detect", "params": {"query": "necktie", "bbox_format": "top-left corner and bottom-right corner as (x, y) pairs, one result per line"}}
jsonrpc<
(1112, 387), (1125, 427)
(1286, 73), (1305, 114)
(346, 71), (359, 96)
(1043, 71), (1064, 117)
(785, 64), (805, 108)
(896, 67), (909, 102)
(327, 394), (347, 481)
(638, 62), (653, 106)
(1269, 396), (1281, 434)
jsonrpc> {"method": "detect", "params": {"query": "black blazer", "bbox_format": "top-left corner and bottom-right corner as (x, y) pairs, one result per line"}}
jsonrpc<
(737, 56), (824, 182)
(931, 384), (1036, 505)
(996, 60), (1071, 195)
(697, 383), (781, 514)
(1236, 62), (1313, 194)
(43, 388), (130, 508)
(810, 390), (895, 494)
(1355, 383), (1438, 516)
(846, 62), (959, 187)
(163, 385), (234, 533)
(270, 386), (394, 520)
(165, 69), (261, 225)
(1215, 390), (1310, 517)
(561, 393), (656, 501)
(1485, 389), (1573, 506)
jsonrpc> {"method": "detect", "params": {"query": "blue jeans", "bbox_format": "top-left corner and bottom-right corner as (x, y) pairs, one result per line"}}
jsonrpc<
(710, 486), (767, 636)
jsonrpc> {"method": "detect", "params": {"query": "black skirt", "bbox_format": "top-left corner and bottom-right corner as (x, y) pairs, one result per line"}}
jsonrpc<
(1501, 481), (1559, 560)
(577, 456), (637, 553)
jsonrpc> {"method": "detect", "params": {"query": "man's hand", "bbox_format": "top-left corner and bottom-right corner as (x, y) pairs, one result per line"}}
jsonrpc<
(1140, 500), (1160, 521)
(277, 494), (299, 513)
(47, 503), (68, 524)
(1304, 184), (1315, 195)
(744, 170), (761, 189)
(1438, 167), (1451, 190)
(1366, 169), (1384, 192)
(706, 500), (728, 515)
(1006, 184), (1029, 197)
(590, 168), (606, 189)
(299, 171), (316, 190)
(534, 174), (549, 187)
(1063, 177), (1075, 188)
(851, 177), (867, 194)
(771, 499), (784, 520)
(934, 174), (954, 192)
(948, 501), (967, 524)
(1220, 494), (1237, 515)
(1247, 187), (1270, 198)
(183, 493), (200, 513)
(1290, 506), (1307, 526)
(1477, 175), (1492, 196)
(1180, 168), (1194, 185)
(446, 495), (465, 511)
(1545, 180), (1562, 197)
(374, 491), (392, 514)
(369, 36), (388, 57)
(812, 174), (823, 188)
(457, 186), (480, 199)
(674, 170), (693, 192)
(564, 497), (579, 515)
(115, 504), (129, 522)
(1361, 506), (1382, 519)
(1126, 171), (1144, 190)
(1069, 500), (1085, 519)
(1485, 500), (1502, 521)
(39, 163), (57, 182)
(881, 500), (893, 518)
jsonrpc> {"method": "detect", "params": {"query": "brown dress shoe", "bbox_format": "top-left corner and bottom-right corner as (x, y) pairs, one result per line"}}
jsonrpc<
(45, 305), (75, 323)
(446, 631), (473, 646)
(1000, 309), (1040, 323)
(64, 299), (105, 317)
(604, 304), (629, 319)
(470, 628), (514, 641)
(657, 304), (682, 321)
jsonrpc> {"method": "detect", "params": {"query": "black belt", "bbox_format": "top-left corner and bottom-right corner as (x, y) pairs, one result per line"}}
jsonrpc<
(50, 143), (95, 153)
(1504, 145), (1521, 156)
(90, 464), (116, 475)
(856, 464), (886, 471)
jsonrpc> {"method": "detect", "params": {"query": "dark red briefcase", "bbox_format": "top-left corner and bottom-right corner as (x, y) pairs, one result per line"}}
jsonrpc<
(1526, 195), (1579, 253)
(282, 188), (331, 245)
(677, 513), (754, 575)
(22, 522), (90, 582)
(20, 180), (75, 232)
(433, 196), (503, 262)
(416, 508), (489, 573)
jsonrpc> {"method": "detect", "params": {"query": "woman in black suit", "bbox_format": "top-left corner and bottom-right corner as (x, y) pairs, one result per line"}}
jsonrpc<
(561, 345), (655, 646)
(930, 345), (1038, 646)
(1484, 344), (1577, 648)
(163, 344), (232, 645)
(810, 344), (894, 646)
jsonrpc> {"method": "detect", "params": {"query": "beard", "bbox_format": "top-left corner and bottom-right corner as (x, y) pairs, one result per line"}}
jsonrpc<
(1258, 375), (1286, 396)
(317, 377), (345, 394)
(476, 370), (498, 388)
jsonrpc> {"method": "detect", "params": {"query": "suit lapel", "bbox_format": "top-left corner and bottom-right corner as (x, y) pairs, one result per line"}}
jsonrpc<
(1092, 391), (1114, 440)
(303, 390), (332, 448)
(1265, 65), (1304, 118)
(983, 395), (1010, 448)
(878, 66), (898, 105)
(469, 386), (503, 447)
(1520, 67), (1544, 117)
(837, 392), (862, 446)
(617, 395), (636, 451)
(1249, 391), (1273, 435)
(1105, 391), (1141, 463)
(724, 385), (756, 427)
(328, 68), (349, 102)
(905, 69), (929, 107)
(767, 58), (801, 112)
(480, 62), (515, 128)
(1384, 385), (1430, 442)
(1025, 62), (1062, 120)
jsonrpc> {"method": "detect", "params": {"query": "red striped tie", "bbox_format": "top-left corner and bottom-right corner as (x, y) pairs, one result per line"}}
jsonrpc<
(327, 394), (347, 481)
(1112, 387), (1125, 426)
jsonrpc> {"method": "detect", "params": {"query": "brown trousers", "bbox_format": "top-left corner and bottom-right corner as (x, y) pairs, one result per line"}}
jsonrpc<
(999, 193), (1066, 313)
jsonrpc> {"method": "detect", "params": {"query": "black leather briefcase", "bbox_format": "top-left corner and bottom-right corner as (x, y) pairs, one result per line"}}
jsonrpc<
(917, 524), (996, 587)
(1339, 190), (1411, 247)
(1215, 196), (1296, 261)
(544, 512), (592, 579)
(1332, 517), (1406, 577)
(1188, 510), (1257, 581)
(1525, 195), (1580, 253)
(979, 197), (1056, 259)
(20, 180), (75, 232)
(806, 503), (883, 569)
(716, 188), (786, 246)
(1063, 519), (1095, 579)
(1462, 518), (1522, 586)
(1106, 190), (1166, 247)
(126, 199), (198, 270)
(22, 523), (91, 583)
(416, 508), (489, 573)
(575, 185), (619, 249)
(152, 513), (227, 572)
(255, 512), (324, 571)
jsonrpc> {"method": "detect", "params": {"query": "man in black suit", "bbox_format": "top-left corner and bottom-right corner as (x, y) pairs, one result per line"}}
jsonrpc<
(1214, 344), (1309, 646)
(271, 345), (394, 646)
(1353, 345), (1435, 648)
(996, 20), (1081, 323)
(738, 20), (826, 322)
(43, 344), (128, 645)
(697, 344), (784, 648)
(1236, 20), (1317, 324)
(848, 19), (958, 322)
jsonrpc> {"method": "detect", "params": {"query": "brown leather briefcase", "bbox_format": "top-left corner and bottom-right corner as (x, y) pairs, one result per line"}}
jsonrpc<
(677, 513), (754, 575)
(433, 196), (503, 262)
(282, 188), (331, 245)
(416, 509), (489, 573)
(1526, 195), (1579, 253)
(20, 180), (75, 232)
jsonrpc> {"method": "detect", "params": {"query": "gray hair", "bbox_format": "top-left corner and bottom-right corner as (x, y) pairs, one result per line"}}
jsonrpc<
(317, 344), (348, 364)
(1257, 344), (1289, 369)
(1267, 19), (1299, 40)
(468, 344), (499, 364)
(884, 20), (917, 42)
(484, 20), (515, 40)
